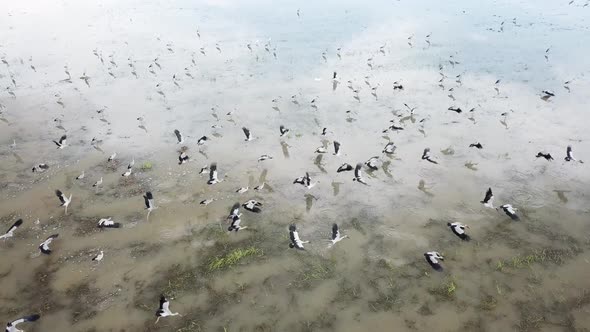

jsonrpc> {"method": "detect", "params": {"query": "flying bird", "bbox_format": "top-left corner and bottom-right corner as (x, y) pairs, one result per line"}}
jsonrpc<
(565, 145), (577, 162)
(329, 223), (348, 247)
(155, 296), (180, 324)
(144, 191), (156, 220)
(227, 214), (247, 232)
(207, 163), (222, 184)
(499, 204), (519, 220)
(364, 156), (379, 170)
(174, 130), (184, 144)
(383, 142), (396, 154)
(243, 200), (262, 213)
(353, 163), (368, 185)
(448, 106), (462, 114)
(279, 125), (290, 137)
(92, 250), (104, 262)
(448, 222), (470, 241)
(76, 171), (85, 180)
(5, 314), (40, 332)
(108, 153), (117, 162)
(31, 164), (49, 173)
(0, 218), (23, 240)
(178, 152), (189, 165)
(92, 177), (103, 187)
(422, 148), (438, 164)
(258, 155), (273, 162)
(337, 163), (353, 172)
(536, 152), (554, 161)
(39, 234), (59, 254)
(98, 217), (121, 228)
(469, 143), (483, 149)
(289, 225), (308, 250)
(227, 202), (241, 220)
(294, 172), (316, 188)
(242, 127), (253, 141)
(53, 135), (67, 149)
(333, 141), (341, 156)
(55, 190), (72, 214)
(197, 136), (208, 145)
(236, 187), (249, 194)
(424, 251), (444, 271)
(481, 188), (494, 208)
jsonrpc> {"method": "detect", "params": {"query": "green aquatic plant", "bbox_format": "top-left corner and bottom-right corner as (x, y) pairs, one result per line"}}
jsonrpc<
(207, 247), (263, 272)
(496, 247), (578, 271)
(428, 278), (457, 301)
(140, 161), (153, 170)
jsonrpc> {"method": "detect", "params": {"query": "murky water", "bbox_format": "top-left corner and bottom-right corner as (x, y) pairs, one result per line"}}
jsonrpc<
(1, 0), (590, 330)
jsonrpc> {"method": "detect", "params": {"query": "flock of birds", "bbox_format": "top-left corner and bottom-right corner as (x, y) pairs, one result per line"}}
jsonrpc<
(2, 4), (588, 331)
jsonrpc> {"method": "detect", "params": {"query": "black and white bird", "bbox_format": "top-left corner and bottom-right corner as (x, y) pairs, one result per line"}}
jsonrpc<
(0, 219), (23, 240)
(365, 156), (379, 170)
(288, 225), (308, 250)
(536, 152), (554, 161)
(353, 163), (368, 185)
(5, 314), (40, 332)
(565, 145), (577, 162)
(227, 214), (247, 232)
(236, 186), (249, 194)
(144, 191), (156, 219)
(448, 222), (470, 241)
(228, 202), (241, 220)
(108, 153), (117, 162)
(98, 217), (121, 228)
(469, 143), (483, 149)
(200, 198), (215, 205)
(178, 152), (189, 165)
(174, 129), (184, 144)
(279, 125), (290, 137)
(31, 163), (49, 173)
(337, 163), (353, 172)
(293, 172), (316, 188)
(197, 135), (208, 145)
(155, 296), (180, 324)
(254, 183), (265, 191)
(53, 135), (67, 149)
(333, 141), (341, 156)
(199, 165), (209, 175)
(329, 223), (348, 247)
(243, 200), (262, 213)
(499, 204), (519, 221)
(258, 155), (273, 161)
(242, 127), (253, 141)
(448, 106), (462, 114)
(481, 188), (494, 208)
(321, 127), (328, 136)
(421, 148), (438, 164)
(55, 190), (72, 214)
(315, 146), (327, 153)
(92, 177), (103, 187)
(122, 167), (132, 177)
(207, 163), (222, 184)
(383, 142), (396, 154)
(39, 234), (59, 255)
(424, 251), (444, 271)
(76, 171), (85, 180)
(542, 90), (555, 97)
(92, 250), (104, 262)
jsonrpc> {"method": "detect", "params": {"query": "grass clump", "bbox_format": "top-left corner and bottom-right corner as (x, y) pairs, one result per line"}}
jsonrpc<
(140, 161), (153, 170)
(207, 247), (263, 272)
(496, 247), (578, 271)
(428, 278), (457, 301)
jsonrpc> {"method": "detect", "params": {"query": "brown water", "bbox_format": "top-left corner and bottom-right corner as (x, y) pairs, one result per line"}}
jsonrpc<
(1, 0), (590, 331)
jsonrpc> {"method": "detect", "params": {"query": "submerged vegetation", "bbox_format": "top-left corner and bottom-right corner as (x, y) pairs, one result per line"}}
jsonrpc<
(207, 246), (263, 271)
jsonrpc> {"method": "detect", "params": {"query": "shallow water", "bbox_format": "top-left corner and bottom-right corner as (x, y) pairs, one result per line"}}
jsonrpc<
(1, 0), (590, 331)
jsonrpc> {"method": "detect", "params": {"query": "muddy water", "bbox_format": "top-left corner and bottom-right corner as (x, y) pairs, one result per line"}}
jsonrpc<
(1, 0), (590, 331)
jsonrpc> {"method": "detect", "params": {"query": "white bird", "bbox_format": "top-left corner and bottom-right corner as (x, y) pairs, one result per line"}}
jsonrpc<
(144, 191), (156, 220)
(197, 135), (208, 145)
(329, 223), (348, 247)
(227, 214), (247, 232)
(0, 219), (23, 240)
(383, 142), (396, 154)
(422, 148), (438, 164)
(199, 165), (209, 175)
(315, 147), (327, 153)
(122, 168), (132, 177)
(258, 154), (273, 162)
(31, 164), (49, 173)
(127, 159), (135, 169)
(236, 187), (249, 194)
(155, 296), (180, 324)
(289, 225), (309, 250)
(499, 204), (519, 221)
(55, 190), (72, 214)
(293, 172), (316, 188)
(76, 171), (85, 180)
(5, 314), (40, 332)
(39, 234), (59, 255)
(337, 163), (353, 172)
(242, 127), (253, 141)
(108, 153), (117, 162)
(333, 141), (341, 156)
(92, 177), (103, 187)
(227, 202), (241, 220)
(424, 251), (444, 271)
(481, 188), (494, 208)
(243, 200), (262, 213)
(174, 129), (184, 144)
(353, 163), (367, 185)
(53, 135), (67, 149)
(92, 250), (104, 262)
(364, 156), (380, 170)
(97, 217), (121, 228)
(207, 163), (222, 185)
(279, 125), (290, 137)
(448, 222), (470, 241)
(178, 152), (189, 165)
(254, 183), (265, 191)
(565, 145), (577, 162)
(199, 198), (215, 205)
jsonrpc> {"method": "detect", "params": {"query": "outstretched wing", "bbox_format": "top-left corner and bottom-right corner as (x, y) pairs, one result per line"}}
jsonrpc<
(354, 163), (362, 178)
(242, 127), (250, 140)
(55, 190), (66, 204)
(331, 223), (339, 240)
(174, 129), (183, 143)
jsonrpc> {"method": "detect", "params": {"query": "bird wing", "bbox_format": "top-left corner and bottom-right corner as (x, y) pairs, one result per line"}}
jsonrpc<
(333, 141), (340, 154)
(331, 223), (339, 240)
(280, 125), (285, 134)
(144, 192), (153, 209)
(209, 163), (218, 181)
(484, 188), (493, 202)
(55, 190), (66, 204)
(174, 129), (182, 142)
(354, 163), (362, 178)
(6, 219), (23, 234)
(242, 127), (250, 139)
(59, 135), (67, 144)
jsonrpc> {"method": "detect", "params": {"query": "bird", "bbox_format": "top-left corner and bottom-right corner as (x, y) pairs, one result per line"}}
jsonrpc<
(31, 164), (49, 173)
(242, 127), (253, 141)
(92, 177), (103, 187)
(174, 129), (184, 144)
(254, 183), (265, 191)
(199, 165), (209, 175)
(279, 125), (290, 137)
(315, 147), (327, 154)
(499, 204), (519, 221)
(424, 251), (444, 271)
(39, 234), (59, 254)
(481, 188), (494, 208)
(108, 153), (117, 162)
(127, 159), (135, 169)
(448, 222), (470, 241)
(98, 217), (121, 228)
(155, 296), (180, 324)
(227, 214), (247, 232)
(422, 148), (438, 164)
(329, 223), (348, 247)
(333, 141), (341, 156)
(0, 218), (23, 240)
(258, 155), (273, 161)
(197, 136), (208, 145)
(178, 152), (189, 165)
(288, 225), (308, 250)
(76, 171), (85, 180)
(144, 192), (156, 220)
(5, 314), (40, 332)
(364, 156), (379, 170)
(469, 143), (483, 149)
(122, 168), (132, 177)
(542, 90), (555, 97)
(337, 163), (353, 172)
(393, 82), (404, 90)
(207, 163), (222, 184)
(383, 142), (396, 154)
(53, 135), (67, 149)
(228, 202), (241, 220)
(353, 163), (368, 185)
(243, 200), (262, 213)
(92, 250), (104, 262)
(236, 187), (249, 194)
(448, 106), (462, 113)
(294, 172), (316, 188)
(565, 145), (577, 162)
(321, 127), (328, 136)
(55, 190), (72, 214)
(536, 152), (554, 161)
